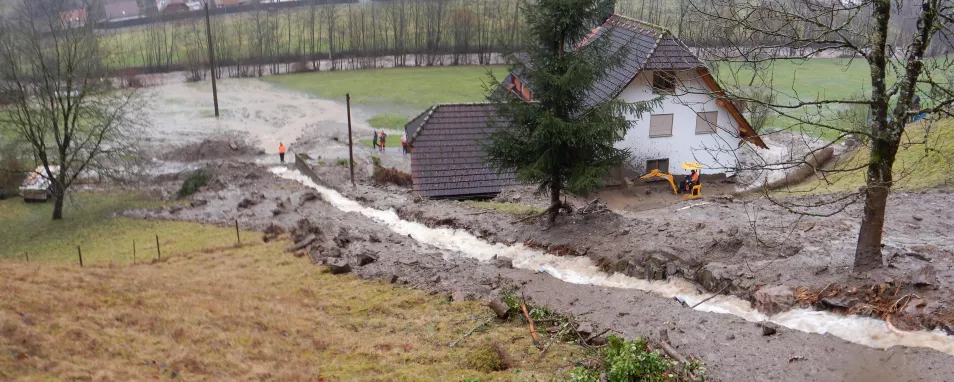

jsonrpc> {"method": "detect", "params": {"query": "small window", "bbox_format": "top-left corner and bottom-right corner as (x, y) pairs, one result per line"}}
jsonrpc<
(652, 71), (676, 94)
(646, 159), (670, 174)
(649, 114), (673, 137)
(695, 111), (718, 134)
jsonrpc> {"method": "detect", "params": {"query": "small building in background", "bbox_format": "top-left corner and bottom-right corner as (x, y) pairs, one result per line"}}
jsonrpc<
(59, 7), (87, 27)
(404, 103), (515, 199)
(103, 1), (141, 21)
(159, 0), (189, 15)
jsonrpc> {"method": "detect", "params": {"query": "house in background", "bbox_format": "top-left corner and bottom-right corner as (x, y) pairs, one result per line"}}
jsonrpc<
(406, 13), (767, 199)
(103, 0), (141, 21)
(502, 14), (766, 177)
(59, 7), (87, 26)
(159, 0), (189, 15)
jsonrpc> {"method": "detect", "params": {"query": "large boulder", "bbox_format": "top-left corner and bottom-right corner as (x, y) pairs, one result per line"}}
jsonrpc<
(753, 285), (796, 315)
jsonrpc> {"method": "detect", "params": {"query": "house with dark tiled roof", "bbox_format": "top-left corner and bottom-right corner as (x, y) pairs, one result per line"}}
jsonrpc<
(404, 103), (516, 199)
(406, 13), (767, 199)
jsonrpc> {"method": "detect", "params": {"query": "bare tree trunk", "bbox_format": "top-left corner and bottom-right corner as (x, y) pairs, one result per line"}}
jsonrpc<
(52, 188), (65, 220)
(549, 181), (560, 225)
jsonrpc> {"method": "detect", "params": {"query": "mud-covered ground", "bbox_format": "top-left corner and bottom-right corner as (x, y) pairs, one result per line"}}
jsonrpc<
(141, 78), (410, 173)
(114, 78), (954, 380)
(122, 157), (954, 381)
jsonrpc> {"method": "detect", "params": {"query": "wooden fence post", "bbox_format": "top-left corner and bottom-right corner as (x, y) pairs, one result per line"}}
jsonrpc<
(235, 219), (240, 245)
(156, 235), (161, 261)
(77, 246), (83, 267)
(24, 252), (29, 263)
(133, 240), (137, 265)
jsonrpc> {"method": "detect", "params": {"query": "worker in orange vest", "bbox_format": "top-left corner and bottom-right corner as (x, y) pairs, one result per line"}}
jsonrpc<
(278, 142), (286, 163)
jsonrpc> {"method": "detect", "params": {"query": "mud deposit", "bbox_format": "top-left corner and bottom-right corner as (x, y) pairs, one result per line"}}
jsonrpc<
(125, 159), (954, 381)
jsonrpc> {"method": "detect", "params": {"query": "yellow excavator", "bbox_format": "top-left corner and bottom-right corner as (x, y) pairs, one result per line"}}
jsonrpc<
(639, 162), (703, 199)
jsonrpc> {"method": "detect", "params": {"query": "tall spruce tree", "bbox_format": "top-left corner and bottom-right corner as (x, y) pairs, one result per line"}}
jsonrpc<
(485, 0), (659, 224)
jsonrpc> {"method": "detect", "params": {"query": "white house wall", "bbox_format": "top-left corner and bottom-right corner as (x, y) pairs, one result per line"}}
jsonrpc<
(617, 70), (741, 176)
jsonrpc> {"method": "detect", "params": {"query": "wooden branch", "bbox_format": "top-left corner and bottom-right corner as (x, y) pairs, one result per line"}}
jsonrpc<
(449, 317), (492, 348)
(520, 296), (541, 348)
(656, 340), (688, 364)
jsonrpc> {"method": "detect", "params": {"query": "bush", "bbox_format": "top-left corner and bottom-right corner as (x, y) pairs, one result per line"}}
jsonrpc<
(335, 159), (350, 167)
(604, 336), (670, 382)
(371, 155), (382, 167)
(372, 166), (412, 187)
(0, 141), (29, 194)
(564, 367), (600, 382)
(177, 170), (210, 198)
(463, 342), (510, 373)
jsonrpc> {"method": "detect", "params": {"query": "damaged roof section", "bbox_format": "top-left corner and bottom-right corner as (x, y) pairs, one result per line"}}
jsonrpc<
(405, 103), (516, 199)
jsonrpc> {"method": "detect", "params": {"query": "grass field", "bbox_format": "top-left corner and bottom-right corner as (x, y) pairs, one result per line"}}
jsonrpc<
(263, 66), (508, 111)
(0, 192), (251, 265)
(360, 133), (404, 149)
(787, 118), (954, 194)
(0, 218), (590, 380)
(369, 113), (411, 131)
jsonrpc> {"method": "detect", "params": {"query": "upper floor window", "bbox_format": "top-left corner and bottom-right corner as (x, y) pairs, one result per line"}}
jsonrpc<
(695, 111), (718, 134)
(652, 71), (676, 94)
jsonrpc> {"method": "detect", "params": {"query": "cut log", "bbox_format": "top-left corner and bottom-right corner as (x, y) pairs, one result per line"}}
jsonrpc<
(488, 300), (510, 319)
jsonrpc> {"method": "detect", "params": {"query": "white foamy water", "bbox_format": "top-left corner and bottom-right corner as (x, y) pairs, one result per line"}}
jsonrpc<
(273, 167), (954, 356)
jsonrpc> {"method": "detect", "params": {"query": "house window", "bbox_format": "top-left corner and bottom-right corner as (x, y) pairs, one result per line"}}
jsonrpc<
(652, 71), (676, 94)
(695, 111), (718, 134)
(649, 114), (673, 137)
(646, 159), (670, 174)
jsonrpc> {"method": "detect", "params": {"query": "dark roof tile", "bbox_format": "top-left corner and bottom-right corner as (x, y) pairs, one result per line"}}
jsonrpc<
(408, 103), (516, 199)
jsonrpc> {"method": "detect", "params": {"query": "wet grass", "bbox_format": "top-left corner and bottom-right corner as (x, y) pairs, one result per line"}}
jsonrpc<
(0, 226), (587, 380)
(464, 201), (543, 216)
(369, 113), (410, 131)
(360, 134), (404, 148)
(0, 192), (248, 265)
(262, 66), (508, 110)
(785, 118), (954, 195)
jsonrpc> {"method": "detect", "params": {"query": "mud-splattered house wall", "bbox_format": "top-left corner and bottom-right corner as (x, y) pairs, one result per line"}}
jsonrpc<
(618, 70), (747, 176)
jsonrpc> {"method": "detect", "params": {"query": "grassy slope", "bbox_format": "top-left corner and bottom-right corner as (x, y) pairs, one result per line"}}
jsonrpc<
(0, 192), (248, 264)
(262, 66), (508, 111)
(0, 224), (586, 381)
(788, 119), (954, 194)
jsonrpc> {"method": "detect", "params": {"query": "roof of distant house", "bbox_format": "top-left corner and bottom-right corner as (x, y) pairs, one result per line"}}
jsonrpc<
(104, 1), (140, 20)
(405, 103), (516, 199)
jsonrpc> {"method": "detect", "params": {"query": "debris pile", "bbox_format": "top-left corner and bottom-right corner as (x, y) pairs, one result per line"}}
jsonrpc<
(282, 218), (378, 274)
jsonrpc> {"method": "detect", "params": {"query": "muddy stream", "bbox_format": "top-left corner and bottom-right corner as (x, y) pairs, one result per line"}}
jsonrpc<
(272, 167), (954, 357)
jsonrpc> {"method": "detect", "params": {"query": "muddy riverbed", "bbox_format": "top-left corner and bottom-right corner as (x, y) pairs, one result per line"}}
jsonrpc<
(118, 77), (954, 380)
(124, 156), (954, 381)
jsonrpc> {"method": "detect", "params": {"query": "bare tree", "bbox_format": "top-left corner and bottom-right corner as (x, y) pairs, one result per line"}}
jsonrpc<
(0, 0), (144, 220)
(686, 0), (954, 271)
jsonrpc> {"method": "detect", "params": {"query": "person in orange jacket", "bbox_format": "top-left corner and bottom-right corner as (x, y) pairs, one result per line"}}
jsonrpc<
(278, 142), (286, 163)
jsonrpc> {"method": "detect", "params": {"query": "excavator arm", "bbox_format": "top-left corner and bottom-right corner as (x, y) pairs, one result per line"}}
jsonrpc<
(639, 169), (678, 195)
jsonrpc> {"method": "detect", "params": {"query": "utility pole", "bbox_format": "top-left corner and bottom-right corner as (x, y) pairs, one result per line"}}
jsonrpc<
(205, 1), (220, 118)
(346, 93), (355, 187)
